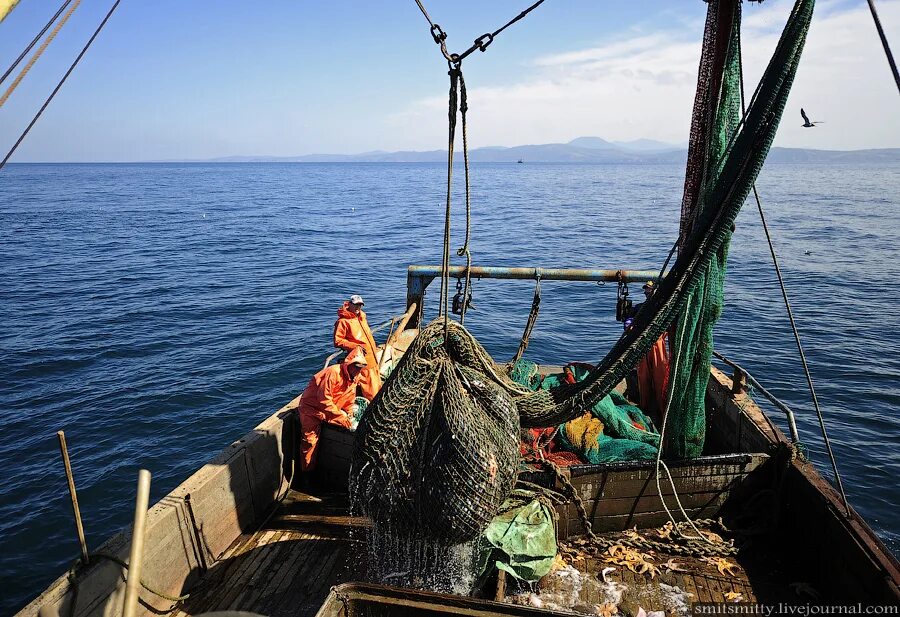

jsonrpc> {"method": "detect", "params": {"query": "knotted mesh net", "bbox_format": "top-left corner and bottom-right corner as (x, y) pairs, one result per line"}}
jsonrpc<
(352, 0), (815, 545)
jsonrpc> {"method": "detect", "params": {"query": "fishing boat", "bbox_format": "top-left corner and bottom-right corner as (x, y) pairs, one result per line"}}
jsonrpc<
(16, 263), (900, 617)
(7, 0), (900, 615)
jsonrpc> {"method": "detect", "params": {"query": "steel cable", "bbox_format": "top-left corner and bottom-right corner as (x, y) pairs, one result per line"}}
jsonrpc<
(866, 0), (900, 95)
(0, 0), (123, 172)
(0, 0), (82, 109)
(736, 29), (850, 515)
(0, 0), (74, 88)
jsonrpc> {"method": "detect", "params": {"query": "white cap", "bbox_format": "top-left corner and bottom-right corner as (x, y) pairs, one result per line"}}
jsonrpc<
(349, 294), (365, 306)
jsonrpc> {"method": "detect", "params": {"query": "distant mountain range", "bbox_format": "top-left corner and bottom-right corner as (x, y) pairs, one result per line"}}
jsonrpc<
(200, 136), (900, 164)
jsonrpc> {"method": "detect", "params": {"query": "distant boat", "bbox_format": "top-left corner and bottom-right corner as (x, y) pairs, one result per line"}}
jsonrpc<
(517, 159), (524, 164)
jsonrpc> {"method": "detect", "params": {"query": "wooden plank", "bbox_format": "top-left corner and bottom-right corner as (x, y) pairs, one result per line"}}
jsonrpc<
(194, 530), (278, 613)
(275, 514), (372, 528)
(573, 488), (729, 520)
(180, 449), (257, 561)
(679, 571), (700, 606)
(282, 541), (345, 615)
(204, 530), (282, 612)
(226, 532), (303, 611)
(692, 573), (713, 603)
(705, 572), (725, 602)
(568, 504), (724, 535)
(258, 536), (327, 615)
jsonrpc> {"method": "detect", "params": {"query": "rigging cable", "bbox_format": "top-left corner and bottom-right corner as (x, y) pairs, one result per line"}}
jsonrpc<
(414, 0), (551, 330)
(0, 0), (82, 109)
(736, 32), (850, 515)
(414, 0), (548, 65)
(0, 0), (123, 172)
(865, 0), (900, 95)
(0, 0), (74, 88)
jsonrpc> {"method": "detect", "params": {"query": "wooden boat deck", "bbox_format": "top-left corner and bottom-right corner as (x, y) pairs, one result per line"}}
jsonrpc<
(172, 491), (368, 617)
(172, 488), (804, 617)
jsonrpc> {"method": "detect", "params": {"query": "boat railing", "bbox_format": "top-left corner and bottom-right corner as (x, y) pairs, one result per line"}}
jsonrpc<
(713, 350), (800, 444)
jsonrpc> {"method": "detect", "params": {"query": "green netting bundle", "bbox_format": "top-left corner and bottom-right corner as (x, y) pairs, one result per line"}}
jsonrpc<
(352, 319), (529, 544)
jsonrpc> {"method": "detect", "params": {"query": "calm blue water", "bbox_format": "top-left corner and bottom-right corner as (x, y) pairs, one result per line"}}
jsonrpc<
(1, 162), (898, 614)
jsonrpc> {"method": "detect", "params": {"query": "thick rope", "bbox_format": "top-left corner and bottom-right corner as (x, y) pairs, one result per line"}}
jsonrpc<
(0, 0), (123, 172)
(0, 0), (74, 88)
(456, 71), (474, 324)
(0, 0), (82, 109)
(736, 40), (850, 514)
(439, 66), (460, 335)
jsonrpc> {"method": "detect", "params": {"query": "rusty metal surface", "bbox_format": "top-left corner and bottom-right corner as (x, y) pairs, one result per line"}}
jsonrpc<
(408, 265), (661, 283)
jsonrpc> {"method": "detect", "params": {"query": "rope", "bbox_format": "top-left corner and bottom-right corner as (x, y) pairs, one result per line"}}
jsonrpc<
(525, 458), (737, 557)
(736, 36), (850, 515)
(67, 551), (190, 617)
(653, 293), (713, 543)
(0, 0), (82, 109)
(511, 274), (541, 364)
(657, 239), (678, 283)
(414, 0), (552, 328)
(438, 66), (460, 338)
(0, 0), (123, 172)
(456, 71), (473, 324)
(866, 0), (900, 95)
(0, 0), (74, 88)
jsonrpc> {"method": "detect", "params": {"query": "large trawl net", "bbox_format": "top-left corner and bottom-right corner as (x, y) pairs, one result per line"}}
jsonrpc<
(353, 0), (815, 545)
(351, 320), (528, 545)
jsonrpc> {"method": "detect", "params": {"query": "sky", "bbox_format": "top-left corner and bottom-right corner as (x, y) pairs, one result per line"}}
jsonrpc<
(0, 0), (897, 162)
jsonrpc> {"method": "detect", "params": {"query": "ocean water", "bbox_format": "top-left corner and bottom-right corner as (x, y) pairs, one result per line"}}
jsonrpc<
(0, 162), (898, 613)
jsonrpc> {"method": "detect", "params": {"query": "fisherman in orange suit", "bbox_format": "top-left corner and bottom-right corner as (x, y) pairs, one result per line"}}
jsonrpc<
(632, 281), (671, 417)
(297, 346), (367, 472)
(333, 294), (382, 399)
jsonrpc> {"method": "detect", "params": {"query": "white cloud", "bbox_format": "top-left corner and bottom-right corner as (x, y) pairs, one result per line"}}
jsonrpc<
(387, 1), (900, 151)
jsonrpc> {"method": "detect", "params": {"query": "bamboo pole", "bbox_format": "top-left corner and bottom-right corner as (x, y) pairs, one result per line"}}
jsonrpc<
(122, 469), (151, 617)
(57, 431), (89, 565)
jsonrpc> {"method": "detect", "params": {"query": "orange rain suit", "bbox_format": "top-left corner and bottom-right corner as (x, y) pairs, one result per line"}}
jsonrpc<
(636, 332), (671, 417)
(297, 347), (366, 471)
(333, 301), (382, 399)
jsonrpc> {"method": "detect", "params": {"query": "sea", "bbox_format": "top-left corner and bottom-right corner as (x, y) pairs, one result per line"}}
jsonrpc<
(1, 161), (898, 614)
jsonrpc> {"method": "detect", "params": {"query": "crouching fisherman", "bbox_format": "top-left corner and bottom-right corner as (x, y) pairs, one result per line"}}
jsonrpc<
(333, 294), (382, 398)
(297, 346), (367, 473)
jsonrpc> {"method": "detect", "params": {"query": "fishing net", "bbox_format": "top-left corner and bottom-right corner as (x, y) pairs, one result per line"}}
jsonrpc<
(353, 0), (815, 544)
(665, 1), (743, 458)
(352, 320), (530, 544)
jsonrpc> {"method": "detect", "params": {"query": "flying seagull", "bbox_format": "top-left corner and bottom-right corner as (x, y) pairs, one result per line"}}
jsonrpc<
(800, 108), (823, 128)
